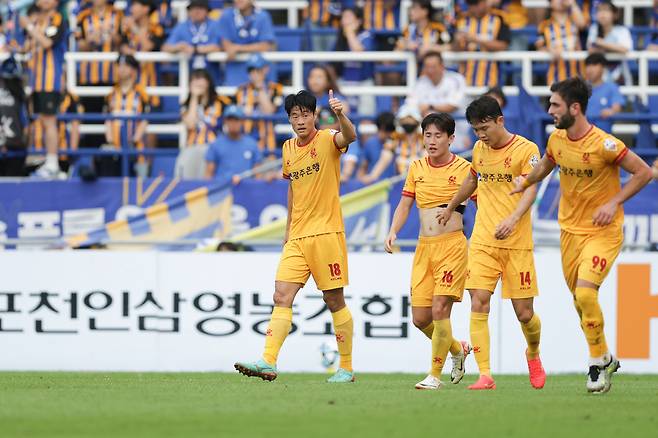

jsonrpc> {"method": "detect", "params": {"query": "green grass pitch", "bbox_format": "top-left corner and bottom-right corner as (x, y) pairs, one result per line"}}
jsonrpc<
(1, 372), (656, 438)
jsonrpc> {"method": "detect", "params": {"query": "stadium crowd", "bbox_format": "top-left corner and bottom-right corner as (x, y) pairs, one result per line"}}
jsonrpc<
(0, 0), (656, 180)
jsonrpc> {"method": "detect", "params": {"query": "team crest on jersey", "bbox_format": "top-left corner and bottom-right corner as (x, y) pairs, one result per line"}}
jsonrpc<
(604, 138), (617, 151)
(557, 150), (562, 158)
(417, 176), (424, 182)
(479, 158), (483, 166)
(310, 148), (317, 159)
(286, 160), (291, 167)
(582, 152), (590, 163)
(529, 155), (539, 168)
(504, 157), (512, 168)
(448, 176), (457, 185)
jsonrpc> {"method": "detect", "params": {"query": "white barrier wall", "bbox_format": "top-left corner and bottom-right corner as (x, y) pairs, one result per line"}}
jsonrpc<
(1, 251), (657, 374)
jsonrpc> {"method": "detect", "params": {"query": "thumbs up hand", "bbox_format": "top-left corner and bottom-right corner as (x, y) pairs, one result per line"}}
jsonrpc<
(328, 89), (344, 116)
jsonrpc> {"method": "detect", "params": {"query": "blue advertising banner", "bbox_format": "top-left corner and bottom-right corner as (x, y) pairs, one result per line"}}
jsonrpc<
(0, 177), (656, 249)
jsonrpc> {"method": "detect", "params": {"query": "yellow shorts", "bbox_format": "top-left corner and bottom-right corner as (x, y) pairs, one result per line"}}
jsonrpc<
(410, 231), (467, 307)
(560, 229), (623, 292)
(276, 232), (348, 291)
(465, 243), (539, 299)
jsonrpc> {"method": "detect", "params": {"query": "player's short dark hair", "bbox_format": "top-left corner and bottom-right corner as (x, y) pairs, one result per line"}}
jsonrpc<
(421, 113), (455, 136)
(466, 0), (485, 5)
(484, 86), (507, 109)
(465, 95), (503, 125)
(550, 77), (591, 113)
(585, 53), (607, 66)
(375, 112), (396, 132)
(285, 90), (317, 116)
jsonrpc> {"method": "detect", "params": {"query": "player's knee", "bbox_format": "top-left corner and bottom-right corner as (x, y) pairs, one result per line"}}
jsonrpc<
(412, 316), (430, 330)
(470, 300), (490, 313)
(322, 289), (345, 312)
(432, 300), (452, 320)
(272, 288), (293, 307)
(515, 307), (534, 323)
(469, 291), (491, 313)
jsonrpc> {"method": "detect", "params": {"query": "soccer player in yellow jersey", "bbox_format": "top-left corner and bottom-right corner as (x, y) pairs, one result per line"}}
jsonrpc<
(512, 78), (653, 393)
(385, 113), (473, 390)
(235, 89), (357, 383)
(438, 96), (546, 390)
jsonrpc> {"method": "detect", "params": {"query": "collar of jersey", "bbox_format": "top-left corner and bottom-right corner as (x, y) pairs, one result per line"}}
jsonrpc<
(297, 129), (318, 147)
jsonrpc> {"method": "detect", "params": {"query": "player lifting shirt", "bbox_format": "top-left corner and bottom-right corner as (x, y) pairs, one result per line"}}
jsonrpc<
(386, 113), (472, 390)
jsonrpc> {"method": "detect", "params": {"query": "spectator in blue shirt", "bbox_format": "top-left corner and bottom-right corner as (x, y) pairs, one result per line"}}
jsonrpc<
(358, 112), (397, 184)
(584, 53), (625, 133)
(204, 105), (263, 184)
(219, 0), (276, 85)
(162, 0), (221, 79)
(333, 7), (376, 115)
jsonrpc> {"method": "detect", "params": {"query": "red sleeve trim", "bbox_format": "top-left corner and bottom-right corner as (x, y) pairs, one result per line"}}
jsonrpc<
(283, 173), (290, 180)
(469, 194), (478, 201)
(401, 190), (415, 199)
(521, 173), (528, 177)
(613, 147), (629, 165)
(546, 153), (556, 164)
(470, 168), (477, 177)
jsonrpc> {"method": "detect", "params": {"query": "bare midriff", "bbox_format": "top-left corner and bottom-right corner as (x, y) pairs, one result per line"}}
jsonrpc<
(418, 206), (463, 237)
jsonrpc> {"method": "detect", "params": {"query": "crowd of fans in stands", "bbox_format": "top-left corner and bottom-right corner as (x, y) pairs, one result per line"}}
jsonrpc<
(0, 0), (656, 181)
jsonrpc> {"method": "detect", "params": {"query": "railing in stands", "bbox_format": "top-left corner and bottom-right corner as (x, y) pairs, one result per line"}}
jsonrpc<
(62, 50), (658, 100)
(0, 50), (656, 176)
(62, 50), (418, 98)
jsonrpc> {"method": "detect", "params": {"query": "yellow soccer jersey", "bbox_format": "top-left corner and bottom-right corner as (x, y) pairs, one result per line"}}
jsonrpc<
(402, 155), (474, 208)
(546, 125), (628, 235)
(471, 134), (541, 249)
(282, 129), (347, 240)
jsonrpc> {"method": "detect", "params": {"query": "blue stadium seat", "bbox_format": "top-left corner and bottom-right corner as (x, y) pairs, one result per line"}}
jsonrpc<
(273, 27), (305, 81)
(376, 96), (393, 113)
(160, 96), (181, 114)
(151, 155), (177, 177)
(630, 26), (655, 50)
(274, 27), (304, 51)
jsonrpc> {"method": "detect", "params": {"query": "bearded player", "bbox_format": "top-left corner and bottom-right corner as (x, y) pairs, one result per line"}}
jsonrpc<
(512, 78), (652, 393)
(438, 96), (546, 390)
(235, 89), (357, 383)
(385, 113), (472, 390)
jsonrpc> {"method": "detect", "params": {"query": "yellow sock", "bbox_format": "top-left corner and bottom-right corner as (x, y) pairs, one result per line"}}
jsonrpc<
(422, 320), (461, 354)
(521, 313), (542, 359)
(430, 319), (452, 377)
(470, 312), (491, 376)
(262, 306), (293, 365)
(331, 307), (354, 372)
(449, 338), (462, 356)
(575, 286), (608, 358)
(420, 322), (434, 339)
